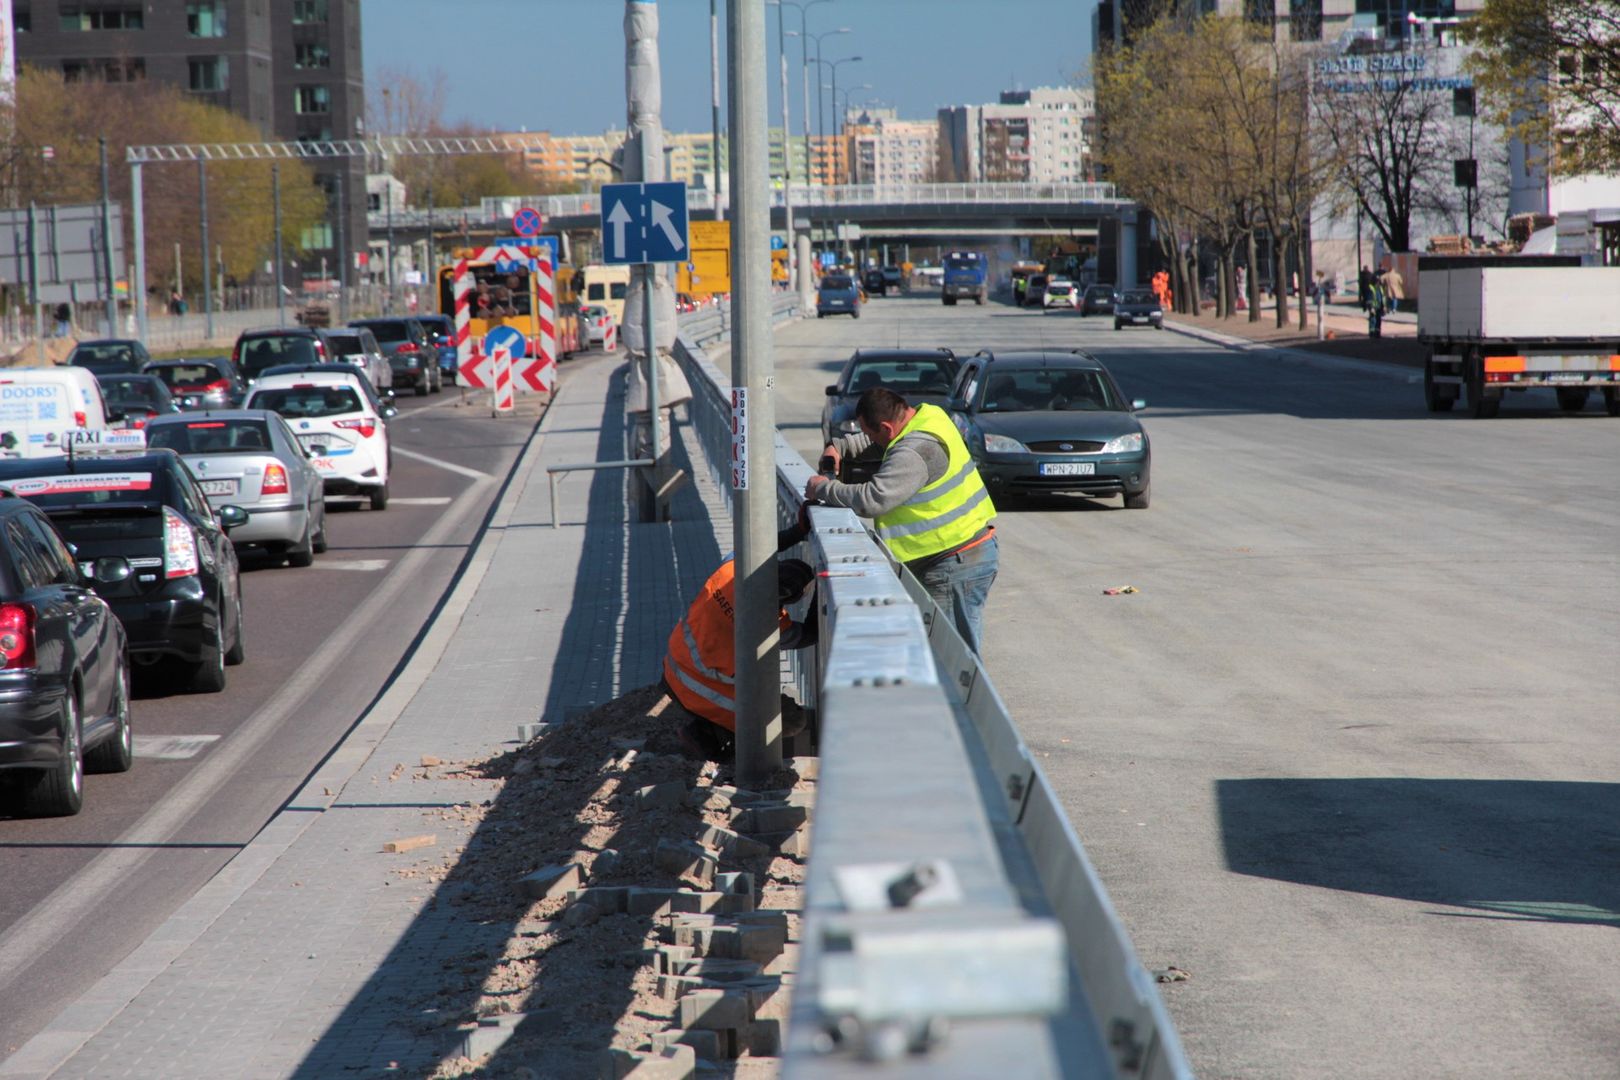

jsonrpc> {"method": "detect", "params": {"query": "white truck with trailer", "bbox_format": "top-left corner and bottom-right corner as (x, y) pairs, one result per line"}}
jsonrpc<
(1417, 255), (1620, 418)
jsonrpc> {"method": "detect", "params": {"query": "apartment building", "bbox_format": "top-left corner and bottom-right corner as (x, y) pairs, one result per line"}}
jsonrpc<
(13, 0), (367, 279)
(937, 87), (1093, 184)
(846, 109), (939, 189)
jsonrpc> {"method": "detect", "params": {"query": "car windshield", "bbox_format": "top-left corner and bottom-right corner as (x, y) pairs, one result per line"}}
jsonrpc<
(358, 320), (411, 343)
(844, 357), (957, 397)
(1086, 286), (1112, 298)
(249, 386), (363, 419)
(150, 363), (225, 388)
(98, 377), (165, 404)
(71, 346), (139, 374)
(1048, 284), (1072, 294)
(821, 276), (853, 290)
(945, 254), (980, 270)
(239, 335), (320, 377)
(149, 419), (274, 454)
(326, 333), (365, 355)
(978, 368), (1122, 413)
(1121, 290), (1156, 304)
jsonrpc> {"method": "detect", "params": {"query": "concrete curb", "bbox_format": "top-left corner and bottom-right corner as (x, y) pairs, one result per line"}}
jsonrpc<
(1163, 318), (1421, 384)
(0, 380), (566, 1080)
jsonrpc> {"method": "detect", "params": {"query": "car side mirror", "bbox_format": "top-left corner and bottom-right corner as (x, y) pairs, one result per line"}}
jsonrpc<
(382, 406), (399, 420)
(307, 443), (329, 457)
(90, 556), (133, 584)
(217, 504), (250, 531)
(1132, 399), (1147, 411)
(824, 385), (838, 396)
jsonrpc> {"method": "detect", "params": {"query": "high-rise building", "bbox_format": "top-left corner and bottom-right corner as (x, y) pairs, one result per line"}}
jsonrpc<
(937, 88), (1093, 184)
(13, 0), (367, 279)
(845, 110), (940, 189)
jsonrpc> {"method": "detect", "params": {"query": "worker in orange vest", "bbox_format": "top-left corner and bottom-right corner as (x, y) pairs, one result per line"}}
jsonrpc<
(662, 553), (817, 759)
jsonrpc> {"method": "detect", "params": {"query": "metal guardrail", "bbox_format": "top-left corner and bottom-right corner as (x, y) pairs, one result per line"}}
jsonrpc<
(670, 327), (1192, 1078)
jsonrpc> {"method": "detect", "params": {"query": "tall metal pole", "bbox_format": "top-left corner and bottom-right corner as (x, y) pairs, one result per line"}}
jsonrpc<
(199, 161), (214, 342)
(729, 0), (781, 784)
(98, 137), (117, 336)
(131, 162), (148, 345)
(425, 184), (436, 311)
(385, 176), (395, 305)
(710, 0), (724, 221)
(273, 162), (285, 329)
(335, 170), (349, 324)
(28, 202), (45, 364)
(776, 2), (794, 291)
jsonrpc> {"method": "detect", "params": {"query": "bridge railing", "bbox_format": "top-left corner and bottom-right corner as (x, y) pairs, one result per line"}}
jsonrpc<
(670, 311), (1191, 1079)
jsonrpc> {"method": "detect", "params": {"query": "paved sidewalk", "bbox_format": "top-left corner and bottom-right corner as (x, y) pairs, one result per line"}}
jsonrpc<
(1, 350), (734, 1079)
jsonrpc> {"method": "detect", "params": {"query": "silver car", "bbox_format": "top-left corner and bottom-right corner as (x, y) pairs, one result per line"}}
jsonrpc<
(325, 328), (393, 391)
(145, 410), (328, 567)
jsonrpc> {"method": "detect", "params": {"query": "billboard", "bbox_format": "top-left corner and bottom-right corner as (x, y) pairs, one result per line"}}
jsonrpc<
(0, 204), (127, 305)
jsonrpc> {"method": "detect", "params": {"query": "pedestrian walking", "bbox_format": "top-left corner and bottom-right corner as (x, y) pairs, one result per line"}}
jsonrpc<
(1358, 266), (1372, 311)
(807, 388), (999, 653)
(52, 303), (71, 338)
(1367, 273), (1385, 338)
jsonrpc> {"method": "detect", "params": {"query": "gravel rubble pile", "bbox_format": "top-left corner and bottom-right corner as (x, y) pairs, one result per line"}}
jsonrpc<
(380, 684), (811, 1079)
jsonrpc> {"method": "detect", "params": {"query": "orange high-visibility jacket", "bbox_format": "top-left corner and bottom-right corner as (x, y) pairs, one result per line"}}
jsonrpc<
(663, 560), (789, 732)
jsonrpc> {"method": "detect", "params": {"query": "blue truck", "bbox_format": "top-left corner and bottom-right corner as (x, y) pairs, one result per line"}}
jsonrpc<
(941, 250), (988, 306)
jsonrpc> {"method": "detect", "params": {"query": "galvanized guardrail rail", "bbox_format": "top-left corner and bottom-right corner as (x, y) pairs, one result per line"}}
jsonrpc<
(670, 317), (1191, 1078)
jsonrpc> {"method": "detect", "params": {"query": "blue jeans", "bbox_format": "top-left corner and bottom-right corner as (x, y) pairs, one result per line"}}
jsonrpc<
(915, 535), (998, 655)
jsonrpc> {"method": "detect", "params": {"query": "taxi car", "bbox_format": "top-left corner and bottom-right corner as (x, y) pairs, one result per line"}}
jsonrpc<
(245, 370), (393, 510)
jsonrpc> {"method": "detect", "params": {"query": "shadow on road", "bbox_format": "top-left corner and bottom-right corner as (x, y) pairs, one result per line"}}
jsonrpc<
(1217, 778), (1620, 926)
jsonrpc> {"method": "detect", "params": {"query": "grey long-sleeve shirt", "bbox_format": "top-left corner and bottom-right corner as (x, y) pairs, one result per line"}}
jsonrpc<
(818, 429), (950, 517)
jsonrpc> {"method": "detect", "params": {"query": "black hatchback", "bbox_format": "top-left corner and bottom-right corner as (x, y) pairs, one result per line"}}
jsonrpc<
(349, 318), (440, 396)
(0, 498), (132, 817)
(68, 339), (153, 377)
(0, 450), (248, 693)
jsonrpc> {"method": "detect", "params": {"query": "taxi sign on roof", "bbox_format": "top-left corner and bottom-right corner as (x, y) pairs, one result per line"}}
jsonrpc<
(63, 429), (147, 453)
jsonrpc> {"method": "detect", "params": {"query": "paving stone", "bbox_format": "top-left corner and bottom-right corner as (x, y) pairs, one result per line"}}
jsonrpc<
(518, 862), (581, 901)
(636, 780), (689, 811)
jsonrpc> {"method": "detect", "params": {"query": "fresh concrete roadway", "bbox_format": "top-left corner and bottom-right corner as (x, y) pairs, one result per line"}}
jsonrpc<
(768, 293), (1619, 1078)
(0, 383), (545, 1059)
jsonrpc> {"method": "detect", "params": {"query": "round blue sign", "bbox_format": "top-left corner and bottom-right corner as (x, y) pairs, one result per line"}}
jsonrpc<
(512, 207), (543, 238)
(482, 325), (527, 359)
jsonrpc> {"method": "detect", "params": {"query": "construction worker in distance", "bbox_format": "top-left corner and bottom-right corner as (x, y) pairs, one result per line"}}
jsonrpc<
(662, 548), (818, 760)
(806, 387), (998, 654)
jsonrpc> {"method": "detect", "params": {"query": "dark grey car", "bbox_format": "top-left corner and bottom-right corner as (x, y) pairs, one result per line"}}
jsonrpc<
(1113, 288), (1165, 330)
(349, 318), (441, 396)
(948, 349), (1151, 508)
(821, 348), (959, 445)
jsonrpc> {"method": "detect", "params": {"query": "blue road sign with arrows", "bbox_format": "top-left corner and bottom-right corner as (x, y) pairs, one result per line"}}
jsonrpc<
(600, 182), (689, 265)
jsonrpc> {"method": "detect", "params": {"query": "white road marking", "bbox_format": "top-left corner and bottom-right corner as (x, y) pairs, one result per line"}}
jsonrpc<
(392, 446), (491, 480)
(312, 559), (390, 572)
(388, 496), (453, 506)
(133, 735), (221, 761)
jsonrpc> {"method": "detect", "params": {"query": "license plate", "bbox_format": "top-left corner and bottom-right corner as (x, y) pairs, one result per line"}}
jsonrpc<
(1133, 316), (1150, 322)
(1545, 372), (1584, 383)
(1040, 462), (1095, 476)
(198, 479), (237, 496)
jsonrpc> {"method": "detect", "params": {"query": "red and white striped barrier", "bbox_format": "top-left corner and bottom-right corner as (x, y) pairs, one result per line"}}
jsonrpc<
(453, 245), (557, 396)
(523, 258), (557, 394)
(491, 346), (514, 415)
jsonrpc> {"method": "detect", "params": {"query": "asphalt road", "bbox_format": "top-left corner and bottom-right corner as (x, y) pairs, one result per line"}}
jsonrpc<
(0, 382), (543, 1057)
(769, 291), (1620, 1078)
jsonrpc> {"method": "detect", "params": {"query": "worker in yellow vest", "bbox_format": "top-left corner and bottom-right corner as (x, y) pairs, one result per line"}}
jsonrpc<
(806, 387), (998, 653)
(662, 555), (817, 759)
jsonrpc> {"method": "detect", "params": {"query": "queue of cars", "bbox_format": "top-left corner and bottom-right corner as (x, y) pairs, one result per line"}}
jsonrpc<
(0, 328), (414, 818)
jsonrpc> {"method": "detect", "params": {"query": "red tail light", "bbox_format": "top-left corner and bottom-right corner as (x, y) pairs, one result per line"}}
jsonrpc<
(132, 410), (156, 430)
(231, 343), (241, 363)
(335, 418), (376, 439)
(261, 462), (289, 495)
(0, 603), (37, 669)
(314, 340), (327, 359)
(397, 342), (419, 354)
(74, 411), (87, 428)
(163, 506), (200, 579)
(205, 378), (232, 393)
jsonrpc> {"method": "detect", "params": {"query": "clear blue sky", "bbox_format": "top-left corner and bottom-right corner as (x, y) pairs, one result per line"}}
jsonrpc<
(361, 0), (1094, 136)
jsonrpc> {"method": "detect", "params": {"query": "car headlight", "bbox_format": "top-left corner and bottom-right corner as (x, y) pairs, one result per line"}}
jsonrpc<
(1101, 432), (1144, 454)
(1152, 310), (1163, 317)
(983, 433), (1027, 454)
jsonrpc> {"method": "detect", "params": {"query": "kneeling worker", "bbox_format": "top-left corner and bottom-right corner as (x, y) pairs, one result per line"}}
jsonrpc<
(662, 549), (817, 759)
(805, 387), (998, 653)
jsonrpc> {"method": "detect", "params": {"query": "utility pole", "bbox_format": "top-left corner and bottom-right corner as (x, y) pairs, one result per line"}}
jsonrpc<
(426, 184), (436, 303)
(131, 161), (148, 344)
(336, 170), (349, 324)
(98, 137), (117, 336)
(199, 160), (214, 342)
(385, 174), (395, 311)
(775, 2), (794, 291)
(711, 0), (724, 221)
(729, 0), (781, 785)
(273, 162), (285, 329)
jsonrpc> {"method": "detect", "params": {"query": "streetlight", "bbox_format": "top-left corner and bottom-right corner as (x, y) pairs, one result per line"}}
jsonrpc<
(814, 56), (861, 186)
(775, 0), (833, 190)
(807, 29), (852, 183)
(826, 82), (873, 134)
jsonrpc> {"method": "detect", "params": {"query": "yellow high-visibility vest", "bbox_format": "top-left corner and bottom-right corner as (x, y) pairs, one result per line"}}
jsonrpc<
(873, 403), (995, 563)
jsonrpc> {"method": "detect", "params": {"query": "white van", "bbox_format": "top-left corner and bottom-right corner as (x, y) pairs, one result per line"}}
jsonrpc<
(0, 367), (112, 457)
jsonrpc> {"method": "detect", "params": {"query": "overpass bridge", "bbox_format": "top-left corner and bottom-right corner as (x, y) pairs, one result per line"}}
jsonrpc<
(369, 182), (1146, 283)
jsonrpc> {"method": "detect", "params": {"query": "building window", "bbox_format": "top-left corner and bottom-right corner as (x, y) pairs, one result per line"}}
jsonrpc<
(189, 57), (228, 92)
(292, 0), (329, 25)
(59, 7), (144, 30)
(14, 9), (30, 32)
(1289, 0), (1323, 41)
(295, 86), (332, 115)
(1355, 0), (1454, 37)
(295, 43), (331, 68)
(301, 223), (333, 250)
(62, 57), (145, 82)
(187, 2), (226, 37)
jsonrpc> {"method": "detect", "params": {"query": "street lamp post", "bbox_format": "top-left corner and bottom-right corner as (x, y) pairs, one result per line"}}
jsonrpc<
(814, 56), (861, 196)
(778, 0), (833, 260)
(766, 0), (798, 289)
